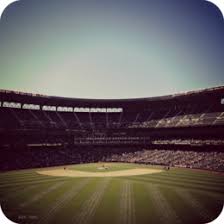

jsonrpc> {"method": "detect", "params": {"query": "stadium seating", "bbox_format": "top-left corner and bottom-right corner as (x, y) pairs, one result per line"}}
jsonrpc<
(1, 107), (224, 130)
(104, 149), (224, 172)
(0, 86), (224, 171)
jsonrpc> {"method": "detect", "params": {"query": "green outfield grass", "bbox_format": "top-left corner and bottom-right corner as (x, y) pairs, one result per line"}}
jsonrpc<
(0, 163), (224, 224)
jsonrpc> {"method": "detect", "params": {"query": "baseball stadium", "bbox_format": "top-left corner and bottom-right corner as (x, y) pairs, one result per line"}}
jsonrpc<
(1, 1), (224, 224)
(0, 87), (224, 224)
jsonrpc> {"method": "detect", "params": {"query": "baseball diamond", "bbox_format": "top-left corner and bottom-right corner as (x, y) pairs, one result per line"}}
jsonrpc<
(0, 87), (224, 224)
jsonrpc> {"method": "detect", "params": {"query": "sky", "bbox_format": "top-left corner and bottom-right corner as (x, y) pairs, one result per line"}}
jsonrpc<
(0, 0), (223, 99)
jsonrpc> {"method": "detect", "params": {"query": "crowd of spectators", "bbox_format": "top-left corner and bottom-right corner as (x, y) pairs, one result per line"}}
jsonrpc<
(104, 149), (224, 172)
(1, 146), (224, 172)
(152, 139), (224, 146)
(0, 146), (125, 171)
(130, 112), (224, 128)
(1, 107), (224, 130)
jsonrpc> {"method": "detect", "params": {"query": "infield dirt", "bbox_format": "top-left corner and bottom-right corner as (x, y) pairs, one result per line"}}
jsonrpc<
(37, 168), (163, 177)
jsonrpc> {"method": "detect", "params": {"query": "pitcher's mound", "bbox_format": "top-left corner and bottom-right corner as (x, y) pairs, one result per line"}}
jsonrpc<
(37, 168), (163, 177)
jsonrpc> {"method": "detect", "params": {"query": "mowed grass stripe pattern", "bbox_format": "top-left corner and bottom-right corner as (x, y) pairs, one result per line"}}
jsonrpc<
(37, 178), (91, 224)
(123, 175), (224, 194)
(0, 163), (224, 224)
(175, 188), (214, 221)
(20, 181), (66, 208)
(72, 178), (110, 224)
(147, 185), (182, 224)
(119, 181), (135, 224)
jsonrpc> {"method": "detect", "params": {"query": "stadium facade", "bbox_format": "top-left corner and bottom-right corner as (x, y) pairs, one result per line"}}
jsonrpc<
(0, 86), (224, 171)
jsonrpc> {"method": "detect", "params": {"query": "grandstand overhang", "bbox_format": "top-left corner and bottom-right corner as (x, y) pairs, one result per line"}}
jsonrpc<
(0, 86), (223, 111)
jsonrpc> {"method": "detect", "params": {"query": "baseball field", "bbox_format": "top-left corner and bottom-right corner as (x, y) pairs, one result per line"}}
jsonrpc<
(0, 162), (224, 224)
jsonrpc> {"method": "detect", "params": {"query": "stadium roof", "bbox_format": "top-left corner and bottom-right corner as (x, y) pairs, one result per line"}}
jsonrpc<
(0, 86), (223, 109)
